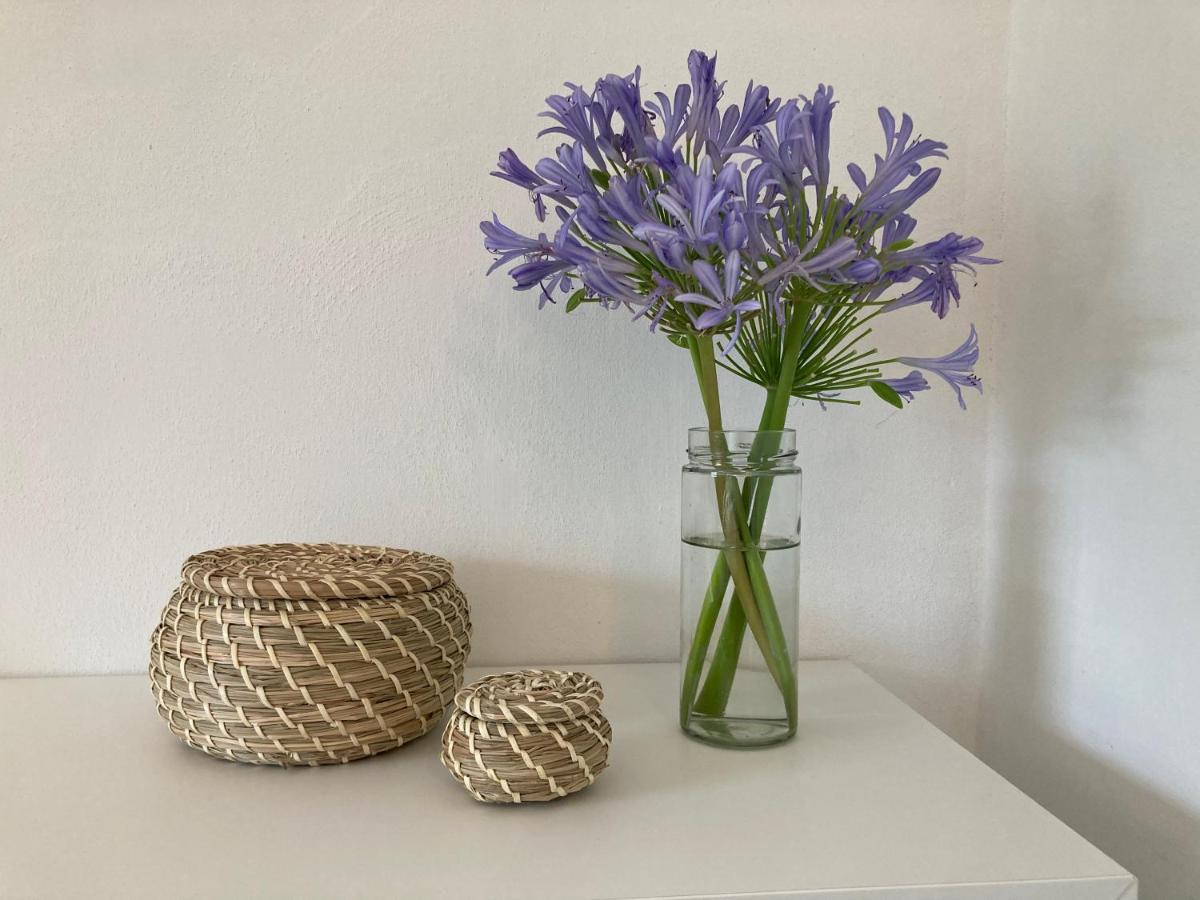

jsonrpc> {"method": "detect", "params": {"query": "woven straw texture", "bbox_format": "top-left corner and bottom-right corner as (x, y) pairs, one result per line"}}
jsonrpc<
(150, 543), (470, 767)
(441, 670), (611, 803)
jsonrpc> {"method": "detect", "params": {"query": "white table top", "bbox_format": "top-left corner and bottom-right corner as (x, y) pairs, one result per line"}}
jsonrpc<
(0, 662), (1134, 899)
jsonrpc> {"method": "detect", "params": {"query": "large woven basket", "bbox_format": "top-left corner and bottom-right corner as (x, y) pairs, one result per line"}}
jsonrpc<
(150, 542), (471, 766)
(441, 670), (611, 803)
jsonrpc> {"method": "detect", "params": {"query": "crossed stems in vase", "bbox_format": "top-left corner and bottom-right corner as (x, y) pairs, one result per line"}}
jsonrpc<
(680, 316), (811, 735)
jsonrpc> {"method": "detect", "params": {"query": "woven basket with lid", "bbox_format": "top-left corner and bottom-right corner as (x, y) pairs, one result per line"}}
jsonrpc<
(441, 669), (612, 803)
(150, 542), (470, 766)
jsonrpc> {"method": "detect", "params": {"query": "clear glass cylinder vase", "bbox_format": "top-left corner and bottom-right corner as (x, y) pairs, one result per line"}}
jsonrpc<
(679, 428), (800, 748)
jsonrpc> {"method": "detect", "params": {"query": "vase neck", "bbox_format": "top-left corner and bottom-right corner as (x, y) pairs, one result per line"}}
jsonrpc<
(686, 428), (797, 470)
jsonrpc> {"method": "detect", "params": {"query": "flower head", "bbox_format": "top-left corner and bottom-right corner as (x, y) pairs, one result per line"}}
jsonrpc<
(482, 50), (995, 410)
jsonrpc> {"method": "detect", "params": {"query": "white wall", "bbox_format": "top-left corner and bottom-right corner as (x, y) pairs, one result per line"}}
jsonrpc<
(0, 1), (1008, 742)
(979, 2), (1200, 896)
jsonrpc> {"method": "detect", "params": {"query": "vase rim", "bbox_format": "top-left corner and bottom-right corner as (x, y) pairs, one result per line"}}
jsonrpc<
(686, 427), (796, 436)
(686, 428), (798, 467)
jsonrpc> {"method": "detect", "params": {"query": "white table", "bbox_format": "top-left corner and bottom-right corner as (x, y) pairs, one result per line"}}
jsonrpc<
(0, 662), (1135, 899)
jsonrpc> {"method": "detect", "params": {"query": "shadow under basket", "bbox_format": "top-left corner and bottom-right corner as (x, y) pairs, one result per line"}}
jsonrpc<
(149, 542), (471, 766)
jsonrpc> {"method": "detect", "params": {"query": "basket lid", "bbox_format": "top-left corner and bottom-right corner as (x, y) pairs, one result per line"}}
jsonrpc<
(180, 542), (453, 600)
(453, 670), (604, 725)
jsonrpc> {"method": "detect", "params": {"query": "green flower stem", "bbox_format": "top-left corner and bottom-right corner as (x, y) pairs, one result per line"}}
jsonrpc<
(691, 595), (745, 713)
(682, 335), (796, 727)
(679, 553), (732, 727)
(689, 306), (811, 720)
(725, 468), (797, 726)
(688, 403), (776, 716)
(686, 337), (773, 674)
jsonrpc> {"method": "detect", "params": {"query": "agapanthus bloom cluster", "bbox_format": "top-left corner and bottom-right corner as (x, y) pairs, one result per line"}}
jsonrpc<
(482, 51), (995, 408)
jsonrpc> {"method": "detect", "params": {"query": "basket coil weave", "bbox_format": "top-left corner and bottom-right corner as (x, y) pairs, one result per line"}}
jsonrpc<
(150, 543), (471, 766)
(441, 669), (612, 803)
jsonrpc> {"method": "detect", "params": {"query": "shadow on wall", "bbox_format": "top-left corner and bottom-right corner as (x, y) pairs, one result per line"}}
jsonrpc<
(982, 147), (1199, 895)
(452, 556), (676, 667)
(987, 710), (1200, 897)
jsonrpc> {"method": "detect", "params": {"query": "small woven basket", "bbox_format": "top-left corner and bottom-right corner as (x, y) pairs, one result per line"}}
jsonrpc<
(441, 669), (612, 803)
(149, 542), (470, 766)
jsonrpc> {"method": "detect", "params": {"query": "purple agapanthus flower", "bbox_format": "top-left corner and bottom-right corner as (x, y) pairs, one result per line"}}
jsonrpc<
(579, 252), (647, 311)
(635, 158), (733, 249)
(480, 215), (550, 273)
(685, 50), (724, 149)
(491, 149), (554, 221)
(757, 235), (861, 288)
(482, 51), (995, 409)
(711, 80), (779, 161)
(534, 142), (596, 201)
(677, 252), (757, 346)
(744, 101), (807, 198)
(823, 255), (885, 287)
(801, 85), (836, 192)
(631, 272), (679, 332)
(644, 83), (691, 169)
(880, 212), (918, 249)
(743, 85), (834, 200)
(882, 370), (930, 402)
(898, 325), (982, 409)
(596, 68), (653, 161)
(539, 83), (610, 170)
(848, 109), (947, 222)
(886, 234), (999, 318)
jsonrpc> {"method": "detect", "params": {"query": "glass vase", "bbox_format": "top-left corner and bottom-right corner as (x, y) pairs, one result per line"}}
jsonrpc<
(679, 428), (800, 748)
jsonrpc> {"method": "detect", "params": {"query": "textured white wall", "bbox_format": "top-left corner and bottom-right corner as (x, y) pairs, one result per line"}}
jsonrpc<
(0, 1), (1007, 743)
(979, 2), (1200, 895)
